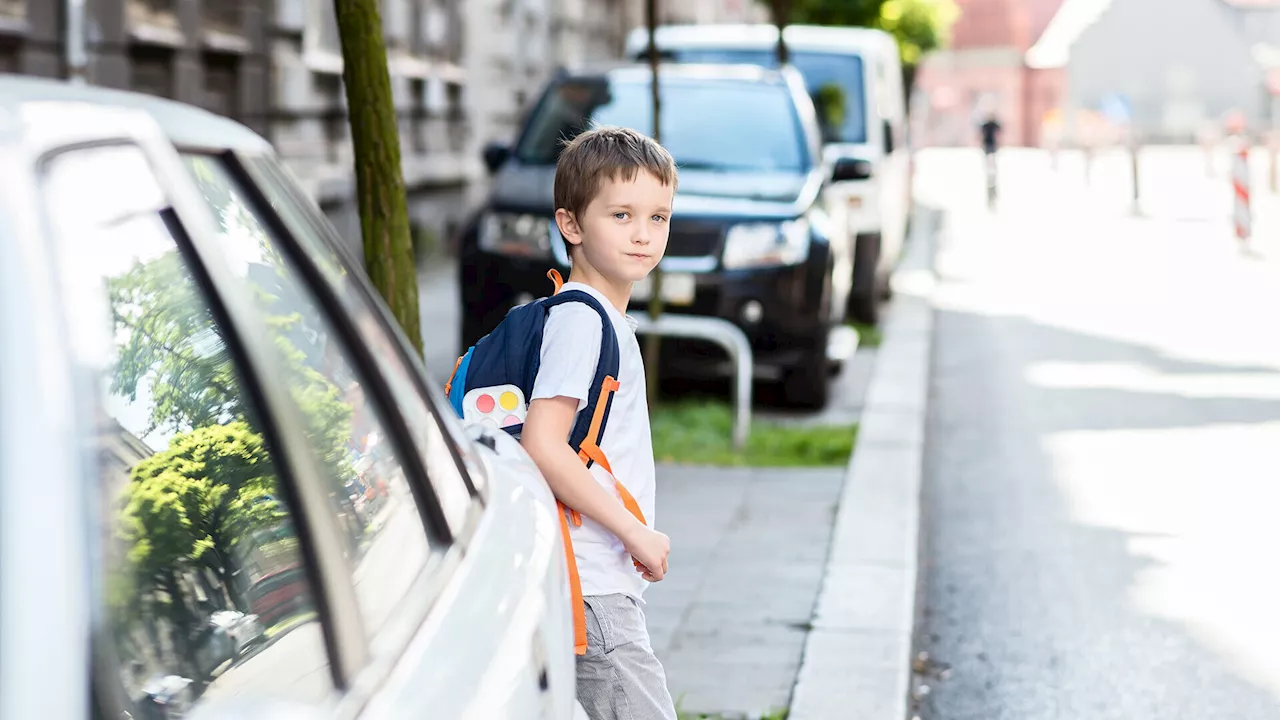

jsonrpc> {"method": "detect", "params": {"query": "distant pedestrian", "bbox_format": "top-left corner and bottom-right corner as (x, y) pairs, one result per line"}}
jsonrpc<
(980, 112), (1002, 156)
(980, 113), (1002, 205)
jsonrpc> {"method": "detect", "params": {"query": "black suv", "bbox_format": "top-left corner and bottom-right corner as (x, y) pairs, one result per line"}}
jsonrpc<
(458, 64), (866, 407)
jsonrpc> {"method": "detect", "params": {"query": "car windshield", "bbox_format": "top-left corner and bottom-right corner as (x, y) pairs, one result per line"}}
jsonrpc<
(514, 76), (809, 173)
(662, 49), (867, 145)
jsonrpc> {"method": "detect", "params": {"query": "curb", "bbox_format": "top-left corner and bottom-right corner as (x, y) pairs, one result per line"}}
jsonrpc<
(789, 213), (939, 720)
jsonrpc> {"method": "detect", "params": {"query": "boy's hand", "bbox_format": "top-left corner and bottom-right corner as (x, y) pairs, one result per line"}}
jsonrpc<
(623, 523), (670, 582)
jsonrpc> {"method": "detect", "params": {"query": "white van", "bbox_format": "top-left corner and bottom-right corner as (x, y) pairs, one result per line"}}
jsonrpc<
(626, 24), (911, 324)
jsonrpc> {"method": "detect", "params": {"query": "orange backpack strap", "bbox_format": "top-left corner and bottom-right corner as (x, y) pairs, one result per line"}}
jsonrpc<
(560, 373), (646, 655)
(443, 355), (464, 396)
(557, 499), (589, 655)
(547, 268), (564, 294)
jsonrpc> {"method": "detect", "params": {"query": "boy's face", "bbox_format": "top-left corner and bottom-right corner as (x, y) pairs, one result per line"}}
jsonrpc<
(562, 170), (673, 284)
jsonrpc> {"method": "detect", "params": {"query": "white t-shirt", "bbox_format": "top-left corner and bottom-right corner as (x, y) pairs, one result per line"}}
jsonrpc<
(530, 281), (656, 602)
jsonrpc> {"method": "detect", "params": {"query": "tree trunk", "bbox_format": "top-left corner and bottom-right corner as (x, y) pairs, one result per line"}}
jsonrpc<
(333, 0), (423, 354)
(771, 0), (791, 65)
(643, 0), (664, 408)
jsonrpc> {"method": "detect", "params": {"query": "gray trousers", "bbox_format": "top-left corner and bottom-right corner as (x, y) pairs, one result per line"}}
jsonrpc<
(577, 594), (677, 720)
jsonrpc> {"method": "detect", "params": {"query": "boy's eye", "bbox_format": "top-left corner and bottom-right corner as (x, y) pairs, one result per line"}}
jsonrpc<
(613, 212), (629, 220)
(652, 215), (668, 223)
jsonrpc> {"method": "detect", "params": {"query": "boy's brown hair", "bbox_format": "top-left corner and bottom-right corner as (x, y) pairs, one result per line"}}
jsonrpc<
(554, 126), (678, 255)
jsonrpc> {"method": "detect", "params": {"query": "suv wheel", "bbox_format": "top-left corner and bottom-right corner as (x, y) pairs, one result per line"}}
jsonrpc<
(780, 337), (831, 410)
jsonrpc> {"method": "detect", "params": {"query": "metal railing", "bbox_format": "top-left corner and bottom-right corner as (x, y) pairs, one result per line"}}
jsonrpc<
(631, 314), (753, 450)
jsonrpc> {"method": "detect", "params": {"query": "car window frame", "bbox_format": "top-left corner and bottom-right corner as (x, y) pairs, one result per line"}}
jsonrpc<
(32, 137), (370, 713)
(230, 151), (489, 508)
(179, 149), (487, 701)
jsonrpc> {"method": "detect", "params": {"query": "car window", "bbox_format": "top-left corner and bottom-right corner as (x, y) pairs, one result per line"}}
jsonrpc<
(40, 144), (335, 713)
(661, 49), (868, 145)
(180, 154), (438, 637)
(515, 77), (808, 173)
(239, 153), (488, 508)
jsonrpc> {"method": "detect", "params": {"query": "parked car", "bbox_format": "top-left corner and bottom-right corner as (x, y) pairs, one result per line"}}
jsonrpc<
(463, 63), (862, 407)
(0, 74), (582, 720)
(627, 24), (912, 324)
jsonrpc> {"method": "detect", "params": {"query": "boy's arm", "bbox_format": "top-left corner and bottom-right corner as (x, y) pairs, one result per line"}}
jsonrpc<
(522, 395), (669, 581)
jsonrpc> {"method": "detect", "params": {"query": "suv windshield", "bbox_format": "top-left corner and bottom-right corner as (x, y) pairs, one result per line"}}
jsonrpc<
(660, 50), (867, 145)
(514, 76), (808, 173)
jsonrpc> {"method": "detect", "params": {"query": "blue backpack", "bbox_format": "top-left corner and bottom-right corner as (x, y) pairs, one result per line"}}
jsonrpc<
(444, 270), (620, 471)
(444, 269), (646, 657)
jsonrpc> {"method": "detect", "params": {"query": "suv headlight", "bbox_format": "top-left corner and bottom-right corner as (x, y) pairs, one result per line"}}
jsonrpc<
(722, 219), (810, 269)
(478, 212), (551, 258)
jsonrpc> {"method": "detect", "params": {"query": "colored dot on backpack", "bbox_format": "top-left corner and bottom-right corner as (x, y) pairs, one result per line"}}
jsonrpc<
(476, 393), (495, 414)
(503, 414), (520, 428)
(499, 391), (519, 411)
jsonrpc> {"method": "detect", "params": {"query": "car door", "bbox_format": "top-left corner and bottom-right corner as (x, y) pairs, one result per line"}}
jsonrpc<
(13, 100), (350, 720)
(188, 149), (580, 720)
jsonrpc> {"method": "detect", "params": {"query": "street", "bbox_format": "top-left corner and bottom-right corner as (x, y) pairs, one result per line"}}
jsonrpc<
(914, 148), (1280, 718)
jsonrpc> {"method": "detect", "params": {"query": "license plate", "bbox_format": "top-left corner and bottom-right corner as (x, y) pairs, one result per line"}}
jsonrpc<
(632, 272), (695, 306)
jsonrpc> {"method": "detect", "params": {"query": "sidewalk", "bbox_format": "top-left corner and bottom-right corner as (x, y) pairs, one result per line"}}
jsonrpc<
(645, 203), (942, 719)
(647, 465), (845, 718)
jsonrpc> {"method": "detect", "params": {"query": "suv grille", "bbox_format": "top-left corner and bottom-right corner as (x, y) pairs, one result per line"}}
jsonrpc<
(665, 221), (723, 258)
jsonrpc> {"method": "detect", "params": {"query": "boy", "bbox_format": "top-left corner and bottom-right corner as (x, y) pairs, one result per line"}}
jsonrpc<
(520, 125), (678, 720)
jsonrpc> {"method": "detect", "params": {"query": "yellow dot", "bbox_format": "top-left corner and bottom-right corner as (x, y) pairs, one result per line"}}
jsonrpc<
(499, 391), (519, 411)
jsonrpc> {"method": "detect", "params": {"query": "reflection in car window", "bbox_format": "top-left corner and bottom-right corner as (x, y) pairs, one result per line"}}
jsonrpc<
(515, 77), (808, 173)
(181, 154), (434, 636)
(41, 144), (333, 714)
(663, 49), (867, 145)
(243, 154), (487, 511)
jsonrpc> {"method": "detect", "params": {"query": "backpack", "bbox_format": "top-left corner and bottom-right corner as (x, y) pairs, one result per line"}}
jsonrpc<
(444, 269), (645, 655)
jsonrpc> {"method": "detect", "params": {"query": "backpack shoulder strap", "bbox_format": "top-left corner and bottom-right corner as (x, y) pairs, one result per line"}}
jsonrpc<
(540, 290), (621, 465)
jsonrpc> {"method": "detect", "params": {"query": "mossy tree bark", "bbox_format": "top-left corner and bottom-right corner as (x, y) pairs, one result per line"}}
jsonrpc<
(333, 0), (423, 354)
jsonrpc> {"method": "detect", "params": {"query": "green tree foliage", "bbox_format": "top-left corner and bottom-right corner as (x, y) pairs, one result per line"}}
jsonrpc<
(121, 422), (284, 613)
(766, 0), (959, 66)
(105, 250), (357, 642)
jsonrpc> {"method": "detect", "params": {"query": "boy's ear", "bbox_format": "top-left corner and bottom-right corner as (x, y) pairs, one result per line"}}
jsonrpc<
(554, 208), (583, 250)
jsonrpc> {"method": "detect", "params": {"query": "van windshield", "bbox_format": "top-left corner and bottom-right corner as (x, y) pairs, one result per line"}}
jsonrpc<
(514, 76), (809, 173)
(663, 49), (867, 145)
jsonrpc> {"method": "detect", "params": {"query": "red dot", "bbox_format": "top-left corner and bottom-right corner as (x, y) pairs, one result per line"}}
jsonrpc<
(476, 394), (495, 413)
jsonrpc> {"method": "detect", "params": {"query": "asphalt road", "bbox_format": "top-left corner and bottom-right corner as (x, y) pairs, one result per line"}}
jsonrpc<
(914, 148), (1280, 719)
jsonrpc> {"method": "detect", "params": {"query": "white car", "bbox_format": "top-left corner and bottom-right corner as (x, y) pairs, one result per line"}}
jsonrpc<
(0, 75), (582, 720)
(627, 24), (913, 324)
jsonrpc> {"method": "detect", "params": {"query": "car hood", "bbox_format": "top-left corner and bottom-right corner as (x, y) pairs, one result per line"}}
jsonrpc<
(490, 162), (816, 219)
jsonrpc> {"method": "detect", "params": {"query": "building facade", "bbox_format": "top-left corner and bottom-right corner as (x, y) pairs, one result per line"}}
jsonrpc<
(912, 0), (1066, 147)
(2, 0), (648, 260)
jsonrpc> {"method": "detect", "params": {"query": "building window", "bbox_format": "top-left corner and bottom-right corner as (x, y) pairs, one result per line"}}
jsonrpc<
(201, 0), (243, 34)
(446, 82), (466, 153)
(411, 78), (428, 154)
(316, 73), (347, 164)
(203, 52), (240, 119)
(0, 0), (25, 21)
(130, 45), (175, 99)
(127, 0), (180, 29)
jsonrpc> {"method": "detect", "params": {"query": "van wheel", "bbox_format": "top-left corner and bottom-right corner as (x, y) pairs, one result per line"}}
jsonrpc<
(848, 232), (881, 325)
(849, 292), (879, 325)
(780, 341), (831, 410)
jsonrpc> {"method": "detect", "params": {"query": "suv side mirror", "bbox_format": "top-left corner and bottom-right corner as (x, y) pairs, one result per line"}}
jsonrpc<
(482, 143), (510, 174)
(831, 158), (873, 183)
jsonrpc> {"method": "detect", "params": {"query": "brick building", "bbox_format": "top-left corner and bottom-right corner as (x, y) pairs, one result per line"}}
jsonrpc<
(912, 0), (1066, 147)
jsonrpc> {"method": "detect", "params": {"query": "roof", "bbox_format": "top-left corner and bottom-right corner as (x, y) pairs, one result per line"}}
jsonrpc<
(579, 62), (788, 85)
(0, 73), (271, 152)
(625, 23), (896, 57)
(1024, 0), (1112, 69)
